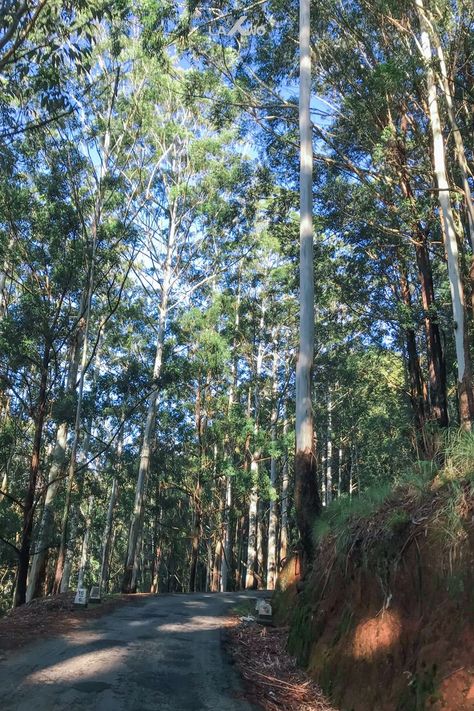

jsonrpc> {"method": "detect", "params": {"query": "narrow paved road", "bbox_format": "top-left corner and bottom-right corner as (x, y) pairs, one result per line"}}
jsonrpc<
(0, 592), (265, 711)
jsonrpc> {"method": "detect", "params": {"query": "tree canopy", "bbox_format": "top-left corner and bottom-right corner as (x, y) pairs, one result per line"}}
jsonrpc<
(0, 0), (473, 609)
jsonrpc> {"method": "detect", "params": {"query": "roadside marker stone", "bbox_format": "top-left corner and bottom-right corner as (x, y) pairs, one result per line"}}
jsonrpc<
(255, 599), (273, 624)
(74, 587), (88, 607)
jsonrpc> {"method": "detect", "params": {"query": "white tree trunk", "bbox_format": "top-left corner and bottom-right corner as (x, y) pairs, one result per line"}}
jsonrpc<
(221, 279), (240, 591)
(427, 17), (474, 252)
(122, 316), (165, 591)
(0, 238), (13, 320)
(122, 216), (175, 592)
(416, 0), (473, 430)
(279, 412), (289, 565)
(245, 304), (265, 589)
(100, 477), (118, 591)
(266, 338), (279, 590)
(220, 474), (232, 592)
(296, 0), (314, 469)
(77, 496), (93, 590)
(338, 446), (343, 497)
(60, 505), (77, 593)
(245, 465), (259, 590)
(256, 500), (264, 587)
(326, 394), (333, 506)
(295, 0), (320, 560)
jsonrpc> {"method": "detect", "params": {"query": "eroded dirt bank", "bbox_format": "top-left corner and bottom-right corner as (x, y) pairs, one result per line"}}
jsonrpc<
(275, 484), (474, 710)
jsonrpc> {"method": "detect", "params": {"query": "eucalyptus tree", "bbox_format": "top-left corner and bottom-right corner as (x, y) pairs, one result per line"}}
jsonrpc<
(414, 0), (474, 430)
(19, 31), (147, 598)
(293, 0), (321, 565)
(0, 132), (88, 606)
(0, 19), (148, 603)
(121, 62), (255, 592)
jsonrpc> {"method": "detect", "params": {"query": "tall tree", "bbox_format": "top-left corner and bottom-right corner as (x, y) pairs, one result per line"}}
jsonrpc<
(415, 0), (474, 430)
(294, 0), (321, 566)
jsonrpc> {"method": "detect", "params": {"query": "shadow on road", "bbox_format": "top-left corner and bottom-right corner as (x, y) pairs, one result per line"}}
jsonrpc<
(0, 591), (268, 711)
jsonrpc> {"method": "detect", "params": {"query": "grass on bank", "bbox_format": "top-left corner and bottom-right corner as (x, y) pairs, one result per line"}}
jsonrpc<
(313, 429), (474, 554)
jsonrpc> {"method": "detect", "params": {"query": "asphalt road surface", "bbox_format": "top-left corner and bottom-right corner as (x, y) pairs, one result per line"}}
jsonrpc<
(0, 591), (266, 711)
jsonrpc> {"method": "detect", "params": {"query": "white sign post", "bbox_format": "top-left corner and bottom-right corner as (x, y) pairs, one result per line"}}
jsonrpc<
(74, 588), (88, 607)
(255, 598), (273, 624)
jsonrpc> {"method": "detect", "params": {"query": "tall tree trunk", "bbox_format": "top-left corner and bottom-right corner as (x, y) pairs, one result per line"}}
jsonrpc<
(337, 446), (343, 497)
(266, 339), (279, 590)
(59, 505), (78, 593)
(295, 0), (321, 567)
(27, 324), (83, 602)
(122, 215), (174, 593)
(122, 346), (161, 593)
(235, 512), (245, 590)
(399, 266), (427, 437)
(415, 230), (448, 427)
(189, 481), (202, 593)
(150, 541), (161, 594)
(256, 500), (264, 588)
(279, 411), (289, 566)
(189, 370), (208, 594)
(221, 277), (240, 592)
(26, 422), (67, 602)
(221, 474), (232, 592)
(349, 446), (354, 499)
(211, 538), (222, 593)
(326, 393), (333, 506)
(245, 471), (258, 590)
(100, 477), (118, 592)
(396, 117), (448, 427)
(60, 414), (95, 594)
(0, 237), (13, 320)
(76, 496), (93, 590)
(428, 21), (474, 253)
(14, 344), (50, 606)
(416, 0), (474, 430)
(150, 490), (162, 594)
(211, 476), (225, 593)
(246, 303), (264, 590)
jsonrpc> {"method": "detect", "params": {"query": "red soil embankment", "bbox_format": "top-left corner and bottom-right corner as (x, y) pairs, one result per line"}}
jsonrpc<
(276, 487), (474, 710)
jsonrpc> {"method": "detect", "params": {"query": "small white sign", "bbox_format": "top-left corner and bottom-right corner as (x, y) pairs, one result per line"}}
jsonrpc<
(258, 601), (272, 618)
(74, 588), (87, 606)
(255, 599), (272, 617)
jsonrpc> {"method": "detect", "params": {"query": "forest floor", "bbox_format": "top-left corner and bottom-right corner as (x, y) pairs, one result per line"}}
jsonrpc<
(225, 617), (337, 711)
(0, 592), (152, 654)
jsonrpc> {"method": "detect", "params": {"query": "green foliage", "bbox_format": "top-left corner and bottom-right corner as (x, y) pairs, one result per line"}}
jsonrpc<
(442, 430), (474, 481)
(1, 0), (473, 624)
(313, 483), (393, 545)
